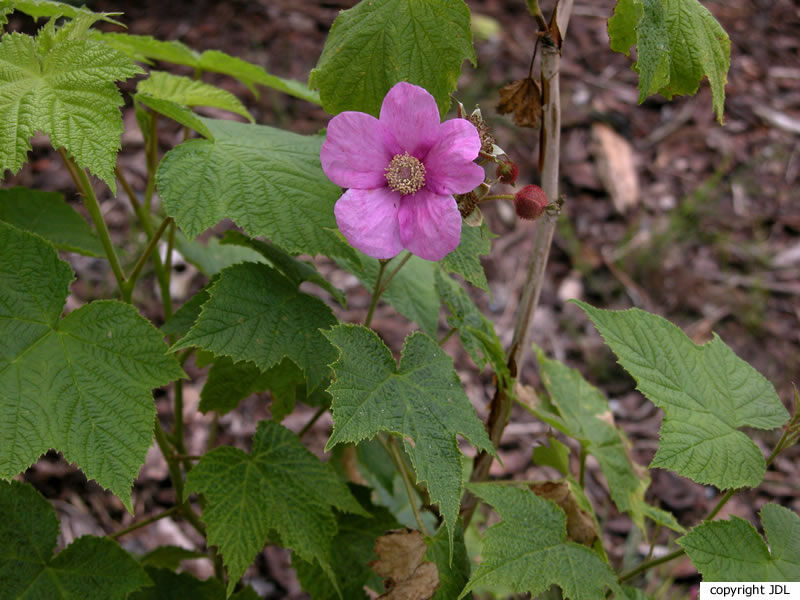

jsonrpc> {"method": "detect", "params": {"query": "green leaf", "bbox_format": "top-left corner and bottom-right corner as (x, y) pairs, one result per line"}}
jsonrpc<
(607, 0), (730, 123)
(7, 0), (122, 25)
(460, 483), (621, 600)
(137, 71), (253, 122)
(0, 186), (103, 255)
(200, 356), (305, 421)
(135, 95), (214, 139)
(221, 230), (346, 307)
(310, 0), (475, 117)
(93, 32), (320, 104)
(574, 301), (789, 489)
(426, 524), (471, 600)
(173, 233), (266, 277)
(138, 546), (207, 570)
(679, 504), (800, 581)
(335, 251), (440, 334)
(436, 269), (507, 381)
(0, 479), (151, 599)
(0, 222), (183, 509)
(130, 567), (224, 600)
(185, 420), (365, 595)
(293, 485), (401, 600)
(156, 118), (354, 260)
(323, 324), (495, 547)
(0, 32), (142, 191)
(161, 284), (211, 339)
(532, 434), (571, 477)
(172, 262), (337, 393)
(441, 222), (492, 291)
(534, 347), (653, 532)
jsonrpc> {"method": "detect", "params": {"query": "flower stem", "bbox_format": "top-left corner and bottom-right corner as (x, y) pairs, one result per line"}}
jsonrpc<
(57, 149), (126, 292)
(109, 505), (180, 540)
(618, 549), (684, 583)
(379, 251), (412, 293)
(461, 2), (574, 529)
(364, 260), (388, 328)
(479, 194), (514, 202)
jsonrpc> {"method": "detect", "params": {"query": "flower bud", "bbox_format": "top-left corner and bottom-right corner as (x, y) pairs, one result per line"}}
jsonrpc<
(495, 159), (519, 185)
(513, 184), (548, 220)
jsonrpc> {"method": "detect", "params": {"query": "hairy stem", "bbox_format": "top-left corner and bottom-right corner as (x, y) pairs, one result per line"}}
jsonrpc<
(58, 149), (126, 292)
(461, 1), (574, 528)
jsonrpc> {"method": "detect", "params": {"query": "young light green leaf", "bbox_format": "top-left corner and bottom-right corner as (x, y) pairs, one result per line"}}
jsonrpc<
(156, 118), (354, 260)
(185, 420), (366, 596)
(323, 324), (495, 547)
(137, 71), (253, 122)
(93, 32), (320, 104)
(0, 32), (142, 192)
(221, 230), (346, 307)
(679, 504), (800, 581)
(293, 485), (401, 600)
(441, 221), (492, 291)
(310, 0), (475, 117)
(461, 483), (621, 600)
(532, 434), (571, 477)
(0, 223), (183, 509)
(534, 347), (654, 532)
(172, 262), (337, 393)
(8, 0), (122, 25)
(607, 0), (730, 122)
(335, 251), (440, 334)
(0, 186), (103, 256)
(0, 479), (152, 599)
(135, 95), (214, 139)
(436, 269), (507, 381)
(574, 301), (789, 489)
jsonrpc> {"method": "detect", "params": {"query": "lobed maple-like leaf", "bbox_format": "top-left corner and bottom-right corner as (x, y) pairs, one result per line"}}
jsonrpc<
(575, 301), (789, 489)
(0, 222), (183, 509)
(0, 480), (151, 598)
(679, 504), (800, 581)
(156, 118), (354, 260)
(0, 186), (103, 256)
(460, 483), (621, 600)
(608, 0), (730, 122)
(0, 30), (141, 191)
(310, 0), (475, 117)
(171, 262), (337, 394)
(185, 420), (366, 595)
(323, 324), (495, 547)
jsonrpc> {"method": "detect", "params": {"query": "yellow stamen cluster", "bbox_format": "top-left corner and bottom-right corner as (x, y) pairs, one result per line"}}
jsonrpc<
(385, 152), (426, 195)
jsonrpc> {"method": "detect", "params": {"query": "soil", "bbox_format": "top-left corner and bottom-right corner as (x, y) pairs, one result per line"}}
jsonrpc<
(4, 1), (799, 598)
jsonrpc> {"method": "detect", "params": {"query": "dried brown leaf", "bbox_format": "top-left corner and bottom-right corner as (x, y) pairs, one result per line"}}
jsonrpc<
(370, 529), (439, 600)
(530, 481), (599, 547)
(497, 78), (542, 128)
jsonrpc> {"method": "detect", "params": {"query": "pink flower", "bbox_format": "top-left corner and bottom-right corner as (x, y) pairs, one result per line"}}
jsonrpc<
(320, 82), (485, 261)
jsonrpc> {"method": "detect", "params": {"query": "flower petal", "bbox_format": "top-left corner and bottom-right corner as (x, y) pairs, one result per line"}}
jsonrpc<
(424, 118), (485, 195)
(397, 190), (461, 261)
(379, 82), (441, 158)
(321, 111), (393, 189)
(334, 187), (404, 259)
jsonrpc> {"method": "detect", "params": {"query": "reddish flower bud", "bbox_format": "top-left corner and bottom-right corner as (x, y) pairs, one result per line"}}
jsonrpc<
(513, 184), (548, 220)
(495, 159), (519, 185)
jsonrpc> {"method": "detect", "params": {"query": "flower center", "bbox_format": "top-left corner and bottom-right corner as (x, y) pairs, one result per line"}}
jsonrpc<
(384, 152), (426, 195)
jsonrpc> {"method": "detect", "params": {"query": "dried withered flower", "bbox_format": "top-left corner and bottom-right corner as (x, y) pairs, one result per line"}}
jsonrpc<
(497, 77), (542, 128)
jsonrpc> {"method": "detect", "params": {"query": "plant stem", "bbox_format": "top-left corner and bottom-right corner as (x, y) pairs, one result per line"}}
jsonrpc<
(618, 549), (684, 583)
(122, 216), (172, 302)
(154, 420), (184, 504)
(58, 149), (126, 292)
(109, 505), (180, 540)
(480, 194), (514, 202)
(380, 251), (412, 292)
(461, 2), (574, 528)
(439, 327), (457, 345)
(299, 406), (328, 438)
(381, 434), (431, 537)
(578, 446), (587, 487)
(365, 260), (388, 328)
(172, 378), (186, 455)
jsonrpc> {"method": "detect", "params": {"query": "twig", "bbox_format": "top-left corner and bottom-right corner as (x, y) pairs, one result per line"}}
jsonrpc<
(461, 0), (574, 527)
(109, 505), (180, 540)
